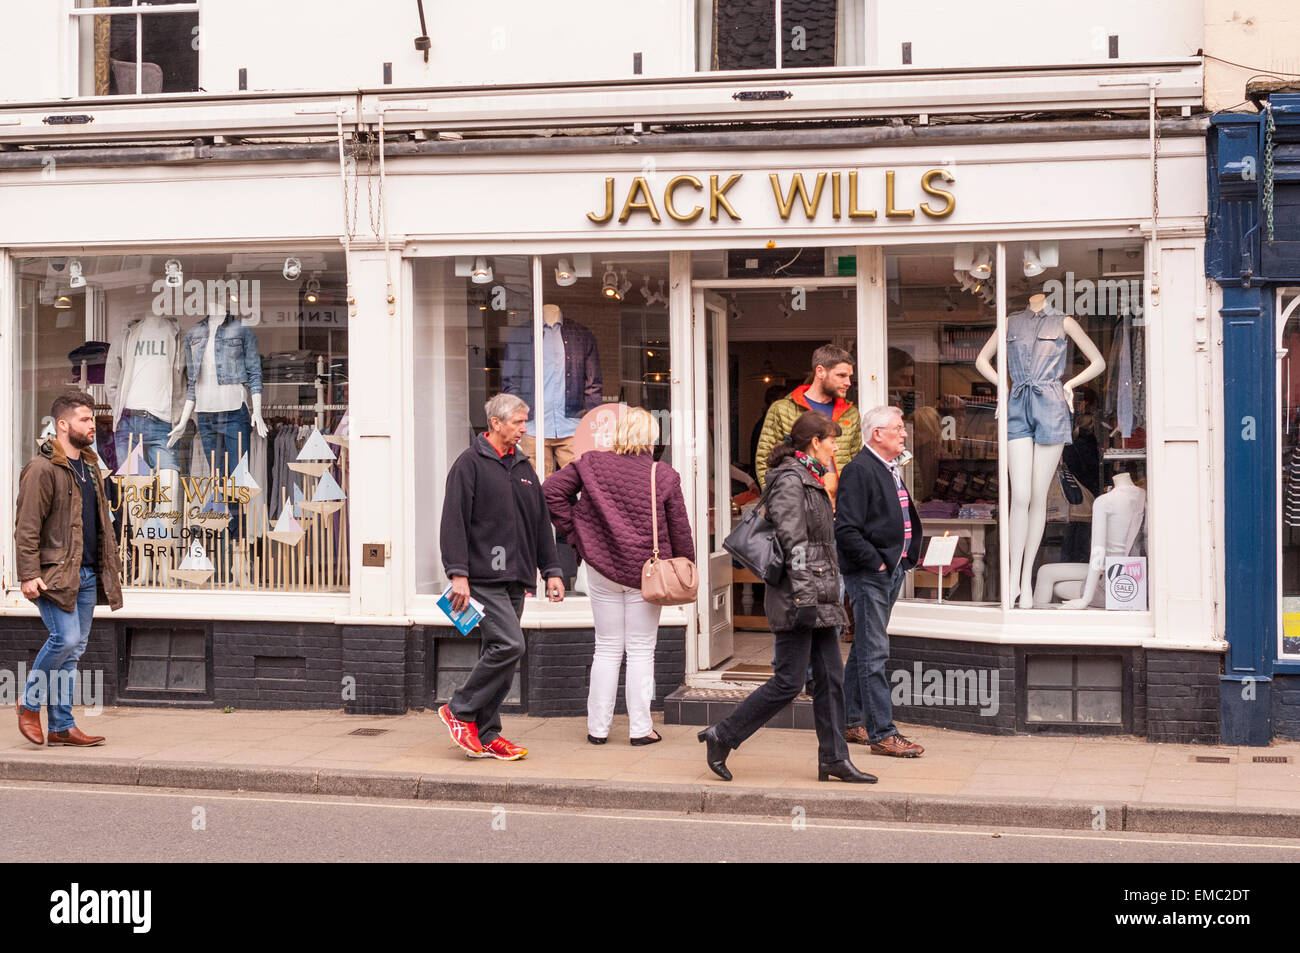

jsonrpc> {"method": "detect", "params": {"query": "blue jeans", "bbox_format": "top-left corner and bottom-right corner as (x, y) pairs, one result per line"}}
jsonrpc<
(23, 568), (97, 733)
(843, 563), (906, 743)
(195, 404), (251, 474)
(115, 409), (179, 471)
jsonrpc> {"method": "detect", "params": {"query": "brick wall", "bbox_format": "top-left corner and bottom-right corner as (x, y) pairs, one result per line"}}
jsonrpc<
(341, 625), (408, 716)
(524, 625), (686, 717)
(1273, 674), (1300, 741)
(1144, 649), (1221, 744)
(211, 622), (342, 710)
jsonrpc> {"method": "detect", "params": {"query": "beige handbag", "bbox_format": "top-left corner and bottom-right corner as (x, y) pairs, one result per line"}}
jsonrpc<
(641, 461), (699, 606)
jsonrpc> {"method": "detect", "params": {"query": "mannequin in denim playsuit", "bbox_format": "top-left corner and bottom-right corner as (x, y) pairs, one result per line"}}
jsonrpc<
(977, 293), (1105, 608)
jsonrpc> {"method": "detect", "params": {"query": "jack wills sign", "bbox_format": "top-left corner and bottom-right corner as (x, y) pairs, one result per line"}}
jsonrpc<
(585, 168), (957, 226)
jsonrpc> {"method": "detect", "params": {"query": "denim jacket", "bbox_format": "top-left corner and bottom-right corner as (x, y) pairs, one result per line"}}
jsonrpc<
(500, 318), (602, 420)
(183, 315), (263, 402)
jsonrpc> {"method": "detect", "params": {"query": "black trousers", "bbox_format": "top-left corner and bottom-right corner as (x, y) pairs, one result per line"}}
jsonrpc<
(714, 626), (850, 765)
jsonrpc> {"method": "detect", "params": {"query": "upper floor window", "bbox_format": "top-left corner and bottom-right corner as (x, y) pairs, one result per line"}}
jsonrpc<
(72, 0), (199, 96)
(696, 0), (864, 71)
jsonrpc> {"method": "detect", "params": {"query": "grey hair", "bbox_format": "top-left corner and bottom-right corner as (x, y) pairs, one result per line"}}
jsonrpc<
(861, 404), (904, 442)
(485, 392), (529, 424)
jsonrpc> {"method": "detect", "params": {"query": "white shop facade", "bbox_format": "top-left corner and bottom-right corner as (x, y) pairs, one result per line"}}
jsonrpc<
(0, 106), (1223, 736)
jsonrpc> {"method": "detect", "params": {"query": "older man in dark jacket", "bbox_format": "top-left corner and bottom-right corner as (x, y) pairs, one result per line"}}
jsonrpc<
(438, 392), (565, 762)
(835, 405), (925, 757)
(16, 391), (123, 747)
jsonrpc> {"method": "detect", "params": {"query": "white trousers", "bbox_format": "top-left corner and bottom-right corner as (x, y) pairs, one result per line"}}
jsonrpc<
(586, 565), (663, 739)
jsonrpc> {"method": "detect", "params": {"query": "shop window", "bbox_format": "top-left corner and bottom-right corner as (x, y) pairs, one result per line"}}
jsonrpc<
(887, 240), (1148, 611)
(887, 244), (1001, 605)
(696, 0), (865, 71)
(73, 1), (199, 96)
(13, 251), (350, 594)
(413, 253), (672, 599)
(1278, 289), (1300, 660)
(122, 626), (208, 695)
(1024, 654), (1123, 725)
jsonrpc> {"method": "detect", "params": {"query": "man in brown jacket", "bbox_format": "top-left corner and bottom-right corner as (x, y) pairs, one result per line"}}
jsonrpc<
(16, 391), (123, 747)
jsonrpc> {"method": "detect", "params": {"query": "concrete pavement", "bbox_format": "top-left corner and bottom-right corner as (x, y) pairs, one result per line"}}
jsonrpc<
(3, 705), (1300, 837)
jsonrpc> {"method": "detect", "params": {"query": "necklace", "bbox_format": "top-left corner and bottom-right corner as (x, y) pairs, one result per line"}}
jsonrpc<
(68, 456), (89, 486)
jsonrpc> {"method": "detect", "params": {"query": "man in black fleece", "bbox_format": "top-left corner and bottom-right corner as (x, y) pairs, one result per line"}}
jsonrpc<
(438, 393), (565, 761)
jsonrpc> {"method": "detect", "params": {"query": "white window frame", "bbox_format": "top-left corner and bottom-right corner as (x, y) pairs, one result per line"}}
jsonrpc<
(67, 1), (201, 98)
(693, 0), (865, 73)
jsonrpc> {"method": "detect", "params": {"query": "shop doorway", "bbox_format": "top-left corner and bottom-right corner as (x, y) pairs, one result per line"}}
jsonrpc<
(691, 279), (858, 676)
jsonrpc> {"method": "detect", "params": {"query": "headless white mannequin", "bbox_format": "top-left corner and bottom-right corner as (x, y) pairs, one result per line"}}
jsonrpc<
(544, 303), (561, 327)
(1033, 472), (1145, 608)
(167, 302), (268, 450)
(976, 292), (1106, 608)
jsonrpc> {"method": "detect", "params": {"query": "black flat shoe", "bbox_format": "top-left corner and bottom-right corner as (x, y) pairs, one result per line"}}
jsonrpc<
(697, 726), (732, 782)
(587, 734), (607, 745)
(630, 730), (662, 746)
(818, 760), (877, 783)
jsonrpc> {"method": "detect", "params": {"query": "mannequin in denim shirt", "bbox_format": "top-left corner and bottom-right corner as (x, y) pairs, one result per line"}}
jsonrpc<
(167, 302), (268, 470)
(976, 293), (1105, 608)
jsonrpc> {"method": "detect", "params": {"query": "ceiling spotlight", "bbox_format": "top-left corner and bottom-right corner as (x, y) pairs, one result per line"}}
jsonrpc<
(67, 259), (85, 289)
(470, 257), (493, 284)
(601, 264), (620, 300)
(53, 293), (72, 310)
(969, 247), (992, 280)
(618, 269), (632, 300)
(164, 258), (183, 288)
(304, 274), (321, 304)
(554, 258), (576, 287)
(283, 256), (302, 280)
(980, 285), (995, 304)
(1022, 244), (1045, 278)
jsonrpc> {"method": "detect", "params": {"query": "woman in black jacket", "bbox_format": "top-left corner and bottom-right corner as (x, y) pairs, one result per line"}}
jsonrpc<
(698, 411), (875, 784)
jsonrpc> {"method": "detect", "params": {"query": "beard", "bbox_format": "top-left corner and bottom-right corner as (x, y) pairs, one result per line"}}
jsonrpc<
(67, 428), (95, 450)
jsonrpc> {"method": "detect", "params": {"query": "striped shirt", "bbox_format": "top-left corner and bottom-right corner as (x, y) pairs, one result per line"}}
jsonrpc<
(866, 443), (912, 566)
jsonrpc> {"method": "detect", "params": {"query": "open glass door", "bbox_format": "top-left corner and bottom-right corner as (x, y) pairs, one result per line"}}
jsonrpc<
(693, 288), (735, 670)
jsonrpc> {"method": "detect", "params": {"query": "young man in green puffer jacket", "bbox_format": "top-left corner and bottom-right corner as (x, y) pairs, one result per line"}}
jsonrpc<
(754, 344), (862, 502)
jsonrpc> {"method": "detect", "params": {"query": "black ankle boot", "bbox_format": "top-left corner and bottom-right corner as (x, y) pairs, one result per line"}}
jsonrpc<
(697, 726), (733, 782)
(818, 759), (877, 783)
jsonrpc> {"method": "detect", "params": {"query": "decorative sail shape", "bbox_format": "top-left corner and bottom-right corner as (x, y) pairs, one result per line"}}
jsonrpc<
(289, 429), (335, 476)
(172, 540), (214, 585)
(115, 439), (150, 477)
(292, 483), (306, 518)
(231, 452), (262, 500)
(38, 420), (56, 442)
(113, 437), (153, 490)
(268, 507), (305, 547)
(324, 411), (350, 448)
(299, 470), (347, 516)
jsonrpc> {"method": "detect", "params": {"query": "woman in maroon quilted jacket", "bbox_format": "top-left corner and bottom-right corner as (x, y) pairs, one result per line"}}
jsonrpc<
(544, 406), (694, 745)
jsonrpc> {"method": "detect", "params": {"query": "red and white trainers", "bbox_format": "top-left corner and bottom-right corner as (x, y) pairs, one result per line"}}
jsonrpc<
(470, 736), (528, 761)
(438, 704), (483, 755)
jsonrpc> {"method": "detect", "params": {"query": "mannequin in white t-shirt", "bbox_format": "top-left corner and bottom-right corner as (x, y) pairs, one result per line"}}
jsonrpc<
(105, 312), (183, 471)
(1032, 472), (1146, 608)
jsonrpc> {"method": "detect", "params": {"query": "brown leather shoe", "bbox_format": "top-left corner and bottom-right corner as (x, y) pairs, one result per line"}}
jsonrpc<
(870, 734), (924, 758)
(18, 706), (43, 746)
(47, 726), (105, 747)
(845, 725), (869, 745)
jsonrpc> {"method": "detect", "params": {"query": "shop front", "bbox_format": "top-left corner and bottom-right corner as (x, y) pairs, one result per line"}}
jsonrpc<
(0, 113), (1221, 740)
(1209, 90), (1300, 744)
